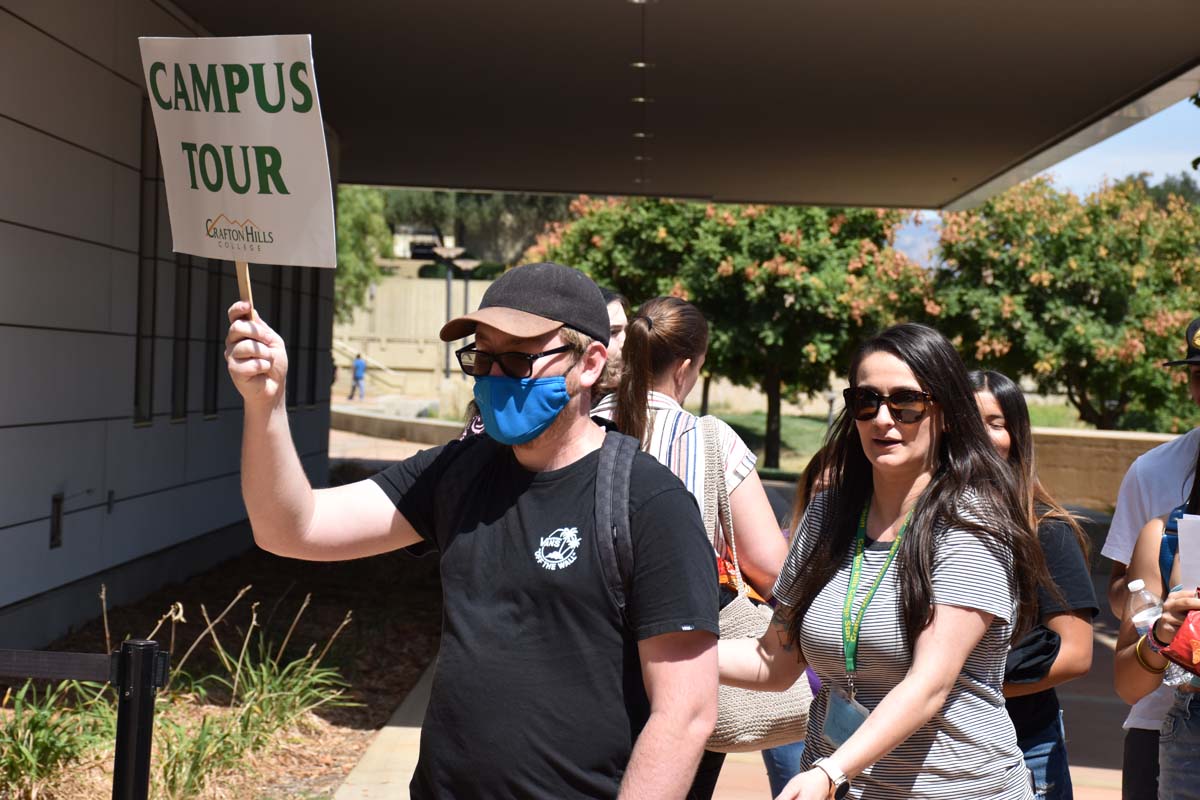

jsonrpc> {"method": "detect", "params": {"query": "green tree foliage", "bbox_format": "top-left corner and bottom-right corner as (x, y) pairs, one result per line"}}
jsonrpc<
(334, 185), (392, 324)
(1143, 171), (1200, 208)
(530, 197), (928, 466)
(934, 176), (1200, 431)
(385, 189), (571, 266)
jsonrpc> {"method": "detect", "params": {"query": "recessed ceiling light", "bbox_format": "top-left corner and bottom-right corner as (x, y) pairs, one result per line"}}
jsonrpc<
(632, 132), (654, 139)
(630, 61), (654, 69)
(631, 96), (654, 104)
(634, 155), (654, 162)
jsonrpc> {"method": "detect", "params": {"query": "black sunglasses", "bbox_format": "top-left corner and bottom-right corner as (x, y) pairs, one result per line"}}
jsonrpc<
(843, 387), (934, 424)
(455, 343), (576, 379)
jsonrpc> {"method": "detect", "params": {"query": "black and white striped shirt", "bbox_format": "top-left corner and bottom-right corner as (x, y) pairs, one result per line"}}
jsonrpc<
(775, 491), (1033, 799)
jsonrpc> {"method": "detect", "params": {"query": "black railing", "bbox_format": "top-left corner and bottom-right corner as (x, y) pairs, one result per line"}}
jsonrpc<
(0, 640), (169, 800)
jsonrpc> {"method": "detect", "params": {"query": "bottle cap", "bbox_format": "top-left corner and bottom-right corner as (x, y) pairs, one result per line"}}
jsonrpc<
(1128, 579), (1146, 592)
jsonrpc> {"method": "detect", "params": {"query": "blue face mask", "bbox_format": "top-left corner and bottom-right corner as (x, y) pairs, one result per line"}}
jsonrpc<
(473, 375), (571, 445)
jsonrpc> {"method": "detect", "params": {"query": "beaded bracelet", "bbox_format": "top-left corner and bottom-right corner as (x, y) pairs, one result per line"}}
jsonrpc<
(1136, 634), (1168, 674)
(1148, 620), (1171, 652)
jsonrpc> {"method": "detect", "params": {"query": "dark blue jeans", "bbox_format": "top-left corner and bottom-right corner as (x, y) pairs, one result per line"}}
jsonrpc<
(1017, 710), (1073, 800)
(762, 740), (806, 797)
(1159, 691), (1200, 800)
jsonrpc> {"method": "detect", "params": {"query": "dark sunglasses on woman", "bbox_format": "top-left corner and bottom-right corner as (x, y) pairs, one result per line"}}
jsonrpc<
(843, 387), (934, 424)
(455, 342), (575, 379)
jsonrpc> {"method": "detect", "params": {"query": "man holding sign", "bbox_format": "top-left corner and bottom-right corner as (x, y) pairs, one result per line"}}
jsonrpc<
(226, 262), (719, 799)
(139, 34), (337, 305)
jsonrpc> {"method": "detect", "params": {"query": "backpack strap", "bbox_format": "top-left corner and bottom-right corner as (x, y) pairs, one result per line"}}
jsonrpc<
(595, 430), (639, 625)
(1160, 504), (1186, 592)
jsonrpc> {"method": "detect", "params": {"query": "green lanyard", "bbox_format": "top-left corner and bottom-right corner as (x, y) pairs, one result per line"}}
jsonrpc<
(841, 500), (910, 696)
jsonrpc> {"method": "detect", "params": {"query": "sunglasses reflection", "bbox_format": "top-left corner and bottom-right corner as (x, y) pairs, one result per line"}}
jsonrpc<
(844, 388), (933, 424)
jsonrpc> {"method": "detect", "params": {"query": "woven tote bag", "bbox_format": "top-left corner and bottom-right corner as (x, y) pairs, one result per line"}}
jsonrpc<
(700, 416), (811, 753)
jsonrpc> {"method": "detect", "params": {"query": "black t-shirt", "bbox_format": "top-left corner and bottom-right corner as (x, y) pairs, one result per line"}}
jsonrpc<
(371, 434), (719, 800)
(1005, 516), (1099, 737)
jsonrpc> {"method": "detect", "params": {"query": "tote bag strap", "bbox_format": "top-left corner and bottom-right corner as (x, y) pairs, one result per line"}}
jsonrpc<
(701, 415), (746, 598)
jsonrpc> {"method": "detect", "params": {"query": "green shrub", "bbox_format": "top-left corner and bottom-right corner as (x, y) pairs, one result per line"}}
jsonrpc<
(0, 681), (112, 799)
(153, 714), (239, 800)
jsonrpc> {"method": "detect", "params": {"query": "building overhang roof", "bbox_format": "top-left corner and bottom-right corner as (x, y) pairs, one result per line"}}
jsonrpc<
(171, 0), (1200, 209)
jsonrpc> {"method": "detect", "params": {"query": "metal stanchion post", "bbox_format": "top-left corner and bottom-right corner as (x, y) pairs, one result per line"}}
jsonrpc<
(111, 640), (167, 800)
(444, 266), (453, 378)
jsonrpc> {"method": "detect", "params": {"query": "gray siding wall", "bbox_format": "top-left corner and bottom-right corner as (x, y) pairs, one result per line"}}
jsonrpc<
(0, 1), (335, 646)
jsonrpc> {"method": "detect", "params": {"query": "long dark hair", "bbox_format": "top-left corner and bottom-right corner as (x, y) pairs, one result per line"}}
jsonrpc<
(968, 370), (1090, 561)
(787, 324), (1048, 648)
(789, 443), (833, 531)
(616, 297), (708, 446)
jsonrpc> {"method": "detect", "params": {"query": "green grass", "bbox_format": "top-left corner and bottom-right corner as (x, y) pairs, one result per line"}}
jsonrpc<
(712, 412), (830, 475)
(0, 680), (115, 800)
(1027, 402), (1091, 429)
(0, 588), (356, 800)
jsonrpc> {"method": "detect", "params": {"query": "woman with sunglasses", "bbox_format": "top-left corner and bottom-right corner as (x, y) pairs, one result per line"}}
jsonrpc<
(971, 370), (1097, 800)
(719, 323), (1046, 800)
(592, 295), (790, 798)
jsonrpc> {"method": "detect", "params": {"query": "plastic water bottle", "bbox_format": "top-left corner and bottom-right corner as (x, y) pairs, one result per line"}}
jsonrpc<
(1128, 579), (1163, 637)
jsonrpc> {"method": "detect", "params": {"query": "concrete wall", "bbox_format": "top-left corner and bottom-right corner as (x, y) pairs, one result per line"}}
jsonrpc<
(333, 272), (834, 416)
(334, 273), (497, 396)
(0, 0), (335, 647)
(1033, 427), (1177, 512)
(330, 409), (461, 445)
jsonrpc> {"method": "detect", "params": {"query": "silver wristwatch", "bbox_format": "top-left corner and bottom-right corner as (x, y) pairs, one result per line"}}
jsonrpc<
(812, 757), (851, 799)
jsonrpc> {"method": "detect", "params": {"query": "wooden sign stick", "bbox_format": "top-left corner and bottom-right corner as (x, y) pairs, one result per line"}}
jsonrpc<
(235, 260), (255, 311)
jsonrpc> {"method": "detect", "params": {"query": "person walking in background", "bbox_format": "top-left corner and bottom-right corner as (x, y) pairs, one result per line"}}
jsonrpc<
(348, 353), (367, 400)
(225, 262), (720, 799)
(1099, 317), (1200, 800)
(592, 296), (790, 798)
(720, 323), (1045, 800)
(971, 370), (1098, 800)
(600, 286), (630, 375)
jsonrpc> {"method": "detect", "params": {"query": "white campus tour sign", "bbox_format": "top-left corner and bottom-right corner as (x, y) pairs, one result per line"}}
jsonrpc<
(138, 35), (336, 269)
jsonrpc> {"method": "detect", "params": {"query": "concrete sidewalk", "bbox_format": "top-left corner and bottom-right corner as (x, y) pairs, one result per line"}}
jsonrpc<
(333, 662), (433, 800)
(334, 654), (1122, 799)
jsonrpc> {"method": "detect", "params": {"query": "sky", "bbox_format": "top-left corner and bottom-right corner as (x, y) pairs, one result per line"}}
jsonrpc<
(893, 97), (1200, 266)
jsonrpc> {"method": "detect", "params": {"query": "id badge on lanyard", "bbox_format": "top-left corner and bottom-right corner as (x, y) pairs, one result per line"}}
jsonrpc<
(820, 501), (907, 748)
(822, 684), (871, 748)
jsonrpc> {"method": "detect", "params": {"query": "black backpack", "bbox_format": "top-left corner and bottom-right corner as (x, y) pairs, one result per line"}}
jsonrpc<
(594, 430), (640, 625)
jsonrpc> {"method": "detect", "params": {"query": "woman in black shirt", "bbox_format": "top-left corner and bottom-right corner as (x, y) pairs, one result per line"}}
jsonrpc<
(971, 370), (1099, 800)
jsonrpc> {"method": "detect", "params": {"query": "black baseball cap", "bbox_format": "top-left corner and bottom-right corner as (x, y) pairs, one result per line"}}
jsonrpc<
(439, 262), (611, 345)
(1163, 318), (1200, 367)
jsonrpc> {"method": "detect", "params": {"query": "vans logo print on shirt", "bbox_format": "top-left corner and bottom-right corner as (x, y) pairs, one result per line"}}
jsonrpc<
(534, 527), (581, 571)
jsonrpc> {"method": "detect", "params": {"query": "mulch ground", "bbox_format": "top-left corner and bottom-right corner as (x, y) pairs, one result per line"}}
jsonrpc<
(2, 460), (443, 799)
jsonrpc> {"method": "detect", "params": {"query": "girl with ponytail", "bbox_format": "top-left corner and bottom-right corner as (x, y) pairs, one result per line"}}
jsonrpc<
(594, 296), (787, 597)
(593, 296), (790, 798)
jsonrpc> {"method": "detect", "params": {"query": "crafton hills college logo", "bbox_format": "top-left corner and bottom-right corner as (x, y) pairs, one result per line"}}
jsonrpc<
(205, 214), (276, 254)
(534, 527), (581, 571)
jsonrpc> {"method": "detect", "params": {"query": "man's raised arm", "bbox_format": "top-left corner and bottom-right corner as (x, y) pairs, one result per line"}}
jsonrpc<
(226, 301), (421, 561)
